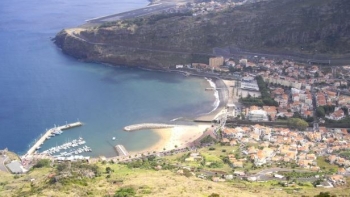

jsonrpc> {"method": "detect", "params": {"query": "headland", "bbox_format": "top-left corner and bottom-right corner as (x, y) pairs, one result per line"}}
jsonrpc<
(50, 0), (233, 159)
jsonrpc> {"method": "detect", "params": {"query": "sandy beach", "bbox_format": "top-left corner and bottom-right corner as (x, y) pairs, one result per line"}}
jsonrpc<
(124, 78), (228, 156)
(129, 124), (210, 154)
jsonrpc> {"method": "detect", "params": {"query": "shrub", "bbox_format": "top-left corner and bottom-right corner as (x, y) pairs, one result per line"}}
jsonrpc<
(33, 159), (50, 168)
(114, 187), (136, 197)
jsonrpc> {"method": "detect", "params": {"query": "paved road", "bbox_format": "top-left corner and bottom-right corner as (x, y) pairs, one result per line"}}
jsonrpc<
(86, 3), (176, 24)
(0, 155), (9, 173)
(256, 168), (311, 175)
(214, 47), (350, 66)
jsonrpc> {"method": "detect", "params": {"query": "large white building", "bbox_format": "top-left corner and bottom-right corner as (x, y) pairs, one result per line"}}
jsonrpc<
(247, 110), (269, 122)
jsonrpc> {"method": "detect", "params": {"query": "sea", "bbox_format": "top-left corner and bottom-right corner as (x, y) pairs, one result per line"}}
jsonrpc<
(0, 0), (216, 157)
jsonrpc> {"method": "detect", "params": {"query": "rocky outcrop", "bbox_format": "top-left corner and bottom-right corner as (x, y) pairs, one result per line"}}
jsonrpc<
(54, 0), (350, 67)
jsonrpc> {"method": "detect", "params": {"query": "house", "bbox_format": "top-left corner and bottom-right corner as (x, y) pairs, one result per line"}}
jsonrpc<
(329, 175), (346, 186)
(233, 171), (246, 176)
(185, 153), (203, 162)
(231, 160), (244, 168)
(326, 109), (345, 121)
(253, 150), (267, 166)
(338, 168), (346, 175)
(274, 174), (284, 179)
(212, 177), (226, 182)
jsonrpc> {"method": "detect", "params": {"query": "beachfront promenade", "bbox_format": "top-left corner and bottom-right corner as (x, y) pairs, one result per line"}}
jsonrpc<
(124, 123), (174, 131)
(24, 122), (83, 157)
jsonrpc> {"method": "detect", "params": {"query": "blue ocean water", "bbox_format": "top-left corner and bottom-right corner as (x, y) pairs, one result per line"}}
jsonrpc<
(0, 0), (215, 157)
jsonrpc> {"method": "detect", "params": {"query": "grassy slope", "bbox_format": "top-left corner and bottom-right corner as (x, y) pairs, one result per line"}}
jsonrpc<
(1, 148), (350, 196)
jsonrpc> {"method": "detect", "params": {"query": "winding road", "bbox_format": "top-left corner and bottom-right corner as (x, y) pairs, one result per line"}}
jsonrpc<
(0, 155), (9, 173)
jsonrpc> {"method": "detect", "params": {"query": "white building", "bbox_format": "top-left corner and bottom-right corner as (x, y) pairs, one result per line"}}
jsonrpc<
(247, 110), (269, 121)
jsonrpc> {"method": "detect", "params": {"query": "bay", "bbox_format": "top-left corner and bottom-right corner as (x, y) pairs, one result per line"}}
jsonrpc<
(0, 0), (215, 157)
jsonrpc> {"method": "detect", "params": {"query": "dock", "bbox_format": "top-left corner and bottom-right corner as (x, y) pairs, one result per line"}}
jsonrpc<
(114, 145), (129, 156)
(24, 122), (83, 157)
(205, 87), (223, 91)
(124, 123), (174, 131)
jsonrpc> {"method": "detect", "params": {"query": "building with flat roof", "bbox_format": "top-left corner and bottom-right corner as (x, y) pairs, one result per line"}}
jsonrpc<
(6, 160), (27, 174)
(247, 110), (268, 122)
(209, 56), (224, 68)
(240, 81), (259, 91)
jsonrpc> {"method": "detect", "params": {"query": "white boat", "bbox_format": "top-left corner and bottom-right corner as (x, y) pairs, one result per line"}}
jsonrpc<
(112, 137), (116, 140)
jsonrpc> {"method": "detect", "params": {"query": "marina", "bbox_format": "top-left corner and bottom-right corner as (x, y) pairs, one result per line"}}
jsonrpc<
(23, 122), (83, 157)
(40, 137), (91, 157)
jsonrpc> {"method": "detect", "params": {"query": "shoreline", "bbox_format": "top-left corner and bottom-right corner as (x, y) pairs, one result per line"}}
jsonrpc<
(194, 77), (229, 122)
(125, 76), (228, 155)
(128, 124), (209, 155)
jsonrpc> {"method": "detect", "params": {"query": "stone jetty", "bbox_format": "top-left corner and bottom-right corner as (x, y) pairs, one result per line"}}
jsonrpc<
(123, 123), (174, 131)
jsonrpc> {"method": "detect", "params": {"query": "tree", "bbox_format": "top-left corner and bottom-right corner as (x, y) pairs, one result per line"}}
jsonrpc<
(314, 192), (336, 197)
(105, 167), (112, 174)
(314, 72), (319, 78)
(342, 107), (349, 115)
(316, 106), (325, 117)
(287, 118), (309, 130)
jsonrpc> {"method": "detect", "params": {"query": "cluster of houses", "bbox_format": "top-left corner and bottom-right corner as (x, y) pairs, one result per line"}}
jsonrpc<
(258, 60), (350, 122)
(220, 124), (350, 184)
(181, 1), (238, 16)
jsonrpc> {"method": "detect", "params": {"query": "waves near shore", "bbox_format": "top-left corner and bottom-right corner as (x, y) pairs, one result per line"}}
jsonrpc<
(205, 78), (220, 114)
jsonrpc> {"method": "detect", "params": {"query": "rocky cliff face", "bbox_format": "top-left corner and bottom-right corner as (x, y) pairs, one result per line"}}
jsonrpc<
(54, 0), (350, 67)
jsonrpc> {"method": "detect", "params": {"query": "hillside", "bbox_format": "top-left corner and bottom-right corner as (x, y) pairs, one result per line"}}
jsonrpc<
(54, 0), (350, 67)
(1, 158), (350, 197)
(0, 161), (282, 197)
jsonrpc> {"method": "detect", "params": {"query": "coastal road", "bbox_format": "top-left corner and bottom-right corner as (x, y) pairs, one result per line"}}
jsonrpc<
(86, 3), (176, 24)
(214, 47), (350, 66)
(256, 168), (311, 176)
(0, 155), (9, 173)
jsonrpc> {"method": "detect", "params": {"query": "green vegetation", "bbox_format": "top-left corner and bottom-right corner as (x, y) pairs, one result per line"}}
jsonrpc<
(317, 157), (338, 173)
(200, 135), (217, 145)
(33, 159), (50, 168)
(287, 118), (309, 130)
(314, 192), (337, 197)
(317, 105), (336, 118)
(240, 75), (278, 107)
(316, 106), (326, 118)
(1, 148), (350, 196)
(114, 187), (136, 197)
(338, 150), (350, 160)
(326, 116), (350, 124)
(281, 171), (323, 179)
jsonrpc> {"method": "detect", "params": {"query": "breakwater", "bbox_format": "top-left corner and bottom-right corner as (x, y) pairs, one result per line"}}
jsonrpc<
(124, 123), (174, 131)
(24, 122), (83, 157)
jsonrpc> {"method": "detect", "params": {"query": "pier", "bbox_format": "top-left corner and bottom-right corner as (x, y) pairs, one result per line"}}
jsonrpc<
(123, 123), (174, 131)
(24, 122), (83, 157)
(114, 145), (129, 156)
(205, 87), (223, 91)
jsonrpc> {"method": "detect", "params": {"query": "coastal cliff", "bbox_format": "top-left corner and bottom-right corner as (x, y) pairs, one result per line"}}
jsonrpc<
(54, 0), (350, 67)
